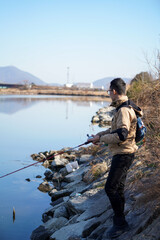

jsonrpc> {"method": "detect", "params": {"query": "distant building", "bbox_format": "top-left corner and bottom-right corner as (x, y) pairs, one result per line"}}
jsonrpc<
(0, 83), (23, 88)
(75, 83), (93, 89)
(64, 83), (73, 88)
(0, 83), (34, 89)
(93, 85), (104, 90)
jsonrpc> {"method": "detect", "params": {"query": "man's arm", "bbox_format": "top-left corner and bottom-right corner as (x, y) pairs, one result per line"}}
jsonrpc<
(100, 108), (131, 144)
(97, 128), (111, 137)
(87, 128), (111, 144)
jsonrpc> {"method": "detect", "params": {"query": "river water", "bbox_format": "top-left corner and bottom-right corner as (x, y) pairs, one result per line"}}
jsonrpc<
(0, 95), (110, 240)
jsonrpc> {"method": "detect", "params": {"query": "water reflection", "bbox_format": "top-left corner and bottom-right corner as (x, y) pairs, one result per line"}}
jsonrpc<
(0, 95), (110, 240)
(0, 97), (36, 114)
(0, 95), (109, 115)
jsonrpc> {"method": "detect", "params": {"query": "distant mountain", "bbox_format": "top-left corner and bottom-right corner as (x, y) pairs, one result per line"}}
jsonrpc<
(93, 77), (131, 89)
(0, 66), (46, 85)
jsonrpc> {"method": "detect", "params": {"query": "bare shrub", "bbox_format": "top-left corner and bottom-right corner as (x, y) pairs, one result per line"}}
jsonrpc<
(83, 162), (108, 184)
(127, 77), (160, 207)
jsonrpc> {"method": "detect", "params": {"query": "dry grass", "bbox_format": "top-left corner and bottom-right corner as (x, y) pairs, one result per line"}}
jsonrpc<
(127, 80), (160, 206)
(83, 162), (108, 184)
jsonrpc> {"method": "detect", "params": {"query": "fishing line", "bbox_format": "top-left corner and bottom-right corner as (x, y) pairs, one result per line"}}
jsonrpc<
(0, 140), (91, 179)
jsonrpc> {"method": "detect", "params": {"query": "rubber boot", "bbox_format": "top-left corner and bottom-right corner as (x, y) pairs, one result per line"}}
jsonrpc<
(107, 215), (130, 239)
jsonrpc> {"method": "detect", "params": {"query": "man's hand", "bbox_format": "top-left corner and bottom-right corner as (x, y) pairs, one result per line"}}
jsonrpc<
(87, 134), (100, 144)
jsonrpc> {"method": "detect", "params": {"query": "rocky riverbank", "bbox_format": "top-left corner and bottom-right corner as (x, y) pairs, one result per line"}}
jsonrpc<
(91, 106), (115, 128)
(30, 143), (160, 240)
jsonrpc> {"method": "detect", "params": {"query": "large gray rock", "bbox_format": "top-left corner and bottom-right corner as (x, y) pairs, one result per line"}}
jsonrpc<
(43, 216), (68, 233)
(59, 167), (68, 177)
(68, 236), (81, 240)
(43, 202), (66, 220)
(63, 178), (89, 195)
(88, 209), (113, 239)
(79, 154), (93, 164)
(76, 192), (110, 221)
(96, 106), (115, 115)
(131, 215), (160, 240)
(64, 165), (90, 183)
(82, 218), (102, 238)
(54, 205), (69, 219)
(31, 217), (68, 239)
(91, 106), (115, 125)
(50, 189), (73, 201)
(51, 155), (69, 168)
(99, 113), (113, 123)
(67, 189), (105, 214)
(30, 225), (51, 240)
(50, 218), (97, 240)
(97, 106), (115, 115)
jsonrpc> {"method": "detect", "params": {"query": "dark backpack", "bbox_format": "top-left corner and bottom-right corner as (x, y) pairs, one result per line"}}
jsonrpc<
(116, 100), (147, 143)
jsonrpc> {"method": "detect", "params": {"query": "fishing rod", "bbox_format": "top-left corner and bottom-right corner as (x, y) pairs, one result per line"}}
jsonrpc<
(0, 139), (92, 179)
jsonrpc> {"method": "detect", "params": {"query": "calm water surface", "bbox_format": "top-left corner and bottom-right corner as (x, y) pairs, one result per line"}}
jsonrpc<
(0, 95), (110, 240)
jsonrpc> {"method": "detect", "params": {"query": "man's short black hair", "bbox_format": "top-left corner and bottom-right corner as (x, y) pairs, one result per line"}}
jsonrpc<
(110, 78), (126, 95)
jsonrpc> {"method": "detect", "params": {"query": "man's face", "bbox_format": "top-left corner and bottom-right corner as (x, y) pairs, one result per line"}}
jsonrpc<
(108, 89), (116, 101)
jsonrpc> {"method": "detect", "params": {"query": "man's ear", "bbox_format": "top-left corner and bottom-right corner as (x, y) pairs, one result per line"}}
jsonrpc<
(113, 89), (117, 95)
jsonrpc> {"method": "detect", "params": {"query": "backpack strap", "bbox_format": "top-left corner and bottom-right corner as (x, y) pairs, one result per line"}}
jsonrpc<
(116, 100), (130, 112)
(116, 100), (140, 116)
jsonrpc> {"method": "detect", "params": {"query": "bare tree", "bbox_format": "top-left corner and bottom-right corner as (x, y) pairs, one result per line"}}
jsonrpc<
(22, 80), (31, 89)
(144, 48), (160, 80)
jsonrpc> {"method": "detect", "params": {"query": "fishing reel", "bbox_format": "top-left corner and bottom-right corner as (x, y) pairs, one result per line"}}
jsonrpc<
(87, 134), (94, 141)
(86, 134), (99, 145)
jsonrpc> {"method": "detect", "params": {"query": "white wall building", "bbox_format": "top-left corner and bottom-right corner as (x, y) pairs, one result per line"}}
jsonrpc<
(64, 83), (73, 88)
(75, 83), (93, 89)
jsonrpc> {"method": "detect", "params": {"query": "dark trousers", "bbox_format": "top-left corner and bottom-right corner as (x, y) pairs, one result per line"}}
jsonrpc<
(105, 153), (134, 218)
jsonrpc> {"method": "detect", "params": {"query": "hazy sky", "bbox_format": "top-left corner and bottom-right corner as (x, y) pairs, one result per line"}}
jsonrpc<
(0, 0), (159, 84)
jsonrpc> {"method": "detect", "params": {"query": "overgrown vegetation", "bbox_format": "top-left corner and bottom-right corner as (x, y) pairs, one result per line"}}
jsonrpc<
(83, 161), (108, 184)
(127, 71), (160, 205)
(127, 72), (153, 100)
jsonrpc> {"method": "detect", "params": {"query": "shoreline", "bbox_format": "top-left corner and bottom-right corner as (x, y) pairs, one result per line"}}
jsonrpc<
(30, 142), (155, 240)
(0, 87), (109, 98)
(0, 94), (111, 103)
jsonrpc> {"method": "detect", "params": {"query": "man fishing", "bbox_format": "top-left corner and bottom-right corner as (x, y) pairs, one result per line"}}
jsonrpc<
(87, 78), (143, 238)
